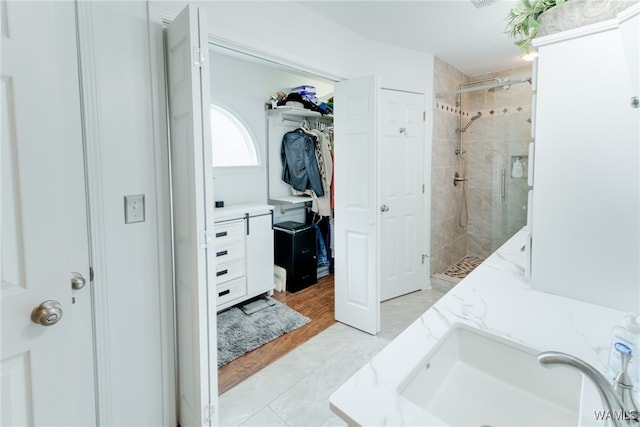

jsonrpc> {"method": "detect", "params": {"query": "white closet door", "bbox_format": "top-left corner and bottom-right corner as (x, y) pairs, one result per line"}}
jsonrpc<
(334, 75), (380, 335)
(166, 5), (217, 426)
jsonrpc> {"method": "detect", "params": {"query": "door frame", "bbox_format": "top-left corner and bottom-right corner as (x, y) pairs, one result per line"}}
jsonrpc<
(198, 38), (431, 297)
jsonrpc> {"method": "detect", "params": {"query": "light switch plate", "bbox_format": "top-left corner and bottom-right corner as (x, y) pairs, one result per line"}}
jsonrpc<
(124, 194), (145, 224)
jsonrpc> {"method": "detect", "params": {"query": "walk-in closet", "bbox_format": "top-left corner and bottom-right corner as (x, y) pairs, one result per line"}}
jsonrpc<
(206, 39), (430, 396)
(209, 45), (338, 391)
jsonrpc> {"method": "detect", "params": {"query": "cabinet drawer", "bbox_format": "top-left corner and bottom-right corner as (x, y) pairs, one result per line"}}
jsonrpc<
(215, 240), (243, 263)
(213, 220), (244, 243)
(215, 259), (244, 285)
(216, 277), (246, 307)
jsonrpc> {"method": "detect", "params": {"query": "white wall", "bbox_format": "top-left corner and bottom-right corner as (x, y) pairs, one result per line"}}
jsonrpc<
(77, 1), (435, 423)
(77, 1), (173, 425)
(201, 1), (369, 80)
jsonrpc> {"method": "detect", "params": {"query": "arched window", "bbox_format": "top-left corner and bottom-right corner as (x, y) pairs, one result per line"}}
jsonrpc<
(210, 104), (258, 167)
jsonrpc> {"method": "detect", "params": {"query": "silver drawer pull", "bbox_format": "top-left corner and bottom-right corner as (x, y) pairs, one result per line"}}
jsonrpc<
(216, 250), (228, 257)
(216, 269), (228, 277)
(215, 231), (227, 238)
(218, 289), (230, 297)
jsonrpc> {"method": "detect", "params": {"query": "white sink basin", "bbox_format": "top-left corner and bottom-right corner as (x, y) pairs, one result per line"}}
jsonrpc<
(399, 325), (583, 427)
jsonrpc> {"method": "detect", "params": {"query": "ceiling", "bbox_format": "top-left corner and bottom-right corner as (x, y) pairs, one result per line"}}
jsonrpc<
(296, 0), (526, 77)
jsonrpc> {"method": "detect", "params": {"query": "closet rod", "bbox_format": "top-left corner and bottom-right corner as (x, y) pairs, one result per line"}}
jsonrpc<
(280, 115), (306, 125)
(279, 204), (308, 214)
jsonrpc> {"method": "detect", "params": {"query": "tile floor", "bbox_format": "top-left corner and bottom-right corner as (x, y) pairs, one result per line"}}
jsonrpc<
(218, 277), (456, 426)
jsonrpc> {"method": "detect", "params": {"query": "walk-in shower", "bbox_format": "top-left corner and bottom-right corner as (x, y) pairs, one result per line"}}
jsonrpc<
(435, 74), (533, 257)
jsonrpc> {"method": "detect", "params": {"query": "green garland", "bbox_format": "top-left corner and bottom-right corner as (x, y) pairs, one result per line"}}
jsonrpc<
(506, 0), (567, 53)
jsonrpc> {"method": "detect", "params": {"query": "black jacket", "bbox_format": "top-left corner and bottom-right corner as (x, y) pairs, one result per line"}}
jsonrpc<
(281, 129), (324, 197)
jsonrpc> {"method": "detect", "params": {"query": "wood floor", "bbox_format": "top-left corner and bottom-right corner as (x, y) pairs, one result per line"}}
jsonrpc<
(217, 274), (336, 394)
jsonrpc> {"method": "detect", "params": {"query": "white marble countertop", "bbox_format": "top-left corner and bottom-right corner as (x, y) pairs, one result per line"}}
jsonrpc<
(329, 228), (631, 426)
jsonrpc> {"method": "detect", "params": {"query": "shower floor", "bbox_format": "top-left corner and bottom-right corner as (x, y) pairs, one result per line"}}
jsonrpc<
(438, 256), (485, 282)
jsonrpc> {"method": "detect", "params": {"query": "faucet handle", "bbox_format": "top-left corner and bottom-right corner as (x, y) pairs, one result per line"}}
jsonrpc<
(614, 343), (639, 416)
(615, 343), (634, 388)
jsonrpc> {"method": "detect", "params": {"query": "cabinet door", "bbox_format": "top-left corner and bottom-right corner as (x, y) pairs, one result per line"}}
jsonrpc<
(246, 213), (275, 294)
(531, 28), (639, 313)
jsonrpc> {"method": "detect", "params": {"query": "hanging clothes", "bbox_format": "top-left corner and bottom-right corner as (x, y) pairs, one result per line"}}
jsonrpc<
(280, 128), (324, 197)
(311, 223), (329, 267)
(292, 129), (333, 216)
(308, 128), (332, 217)
(287, 127), (333, 217)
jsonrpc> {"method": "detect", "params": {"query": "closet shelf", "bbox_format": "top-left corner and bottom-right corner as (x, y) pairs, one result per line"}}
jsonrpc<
(268, 106), (333, 121)
(268, 195), (313, 205)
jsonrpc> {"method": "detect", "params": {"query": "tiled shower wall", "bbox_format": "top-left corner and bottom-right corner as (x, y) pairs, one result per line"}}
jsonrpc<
(430, 58), (469, 274)
(430, 57), (532, 274)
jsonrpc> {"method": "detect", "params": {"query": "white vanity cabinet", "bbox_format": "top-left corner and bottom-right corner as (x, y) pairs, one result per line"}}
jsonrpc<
(213, 204), (275, 311)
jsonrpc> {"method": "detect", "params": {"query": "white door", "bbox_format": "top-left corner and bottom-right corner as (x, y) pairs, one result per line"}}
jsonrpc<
(379, 90), (425, 301)
(334, 76), (380, 335)
(1, 1), (96, 425)
(166, 5), (217, 426)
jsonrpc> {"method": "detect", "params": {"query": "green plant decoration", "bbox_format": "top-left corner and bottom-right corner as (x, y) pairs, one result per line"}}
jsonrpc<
(506, 0), (567, 53)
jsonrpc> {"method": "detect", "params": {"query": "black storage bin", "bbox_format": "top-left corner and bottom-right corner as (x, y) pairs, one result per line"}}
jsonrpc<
(273, 221), (317, 293)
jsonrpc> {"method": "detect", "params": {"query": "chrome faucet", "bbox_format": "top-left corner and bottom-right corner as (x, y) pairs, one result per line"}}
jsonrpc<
(538, 351), (639, 427)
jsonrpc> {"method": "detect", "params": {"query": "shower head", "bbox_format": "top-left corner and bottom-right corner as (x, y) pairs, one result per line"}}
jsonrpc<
(457, 112), (482, 132)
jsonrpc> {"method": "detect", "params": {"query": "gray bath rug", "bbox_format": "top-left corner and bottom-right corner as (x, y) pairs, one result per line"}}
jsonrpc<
(217, 298), (310, 367)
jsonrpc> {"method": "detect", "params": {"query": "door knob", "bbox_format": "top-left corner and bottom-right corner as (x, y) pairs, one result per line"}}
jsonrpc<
(31, 300), (63, 326)
(71, 272), (86, 290)
(380, 204), (390, 212)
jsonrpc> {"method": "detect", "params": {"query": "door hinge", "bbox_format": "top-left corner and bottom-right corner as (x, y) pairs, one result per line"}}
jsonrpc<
(422, 254), (429, 264)
(90, 266), (94, 282)
(422, 184), (425, 194)
(199, 230), (211, 249)
(423, 111), (426, 121)
(193, 47), (206, 68)
(203, 403), (215, 423)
